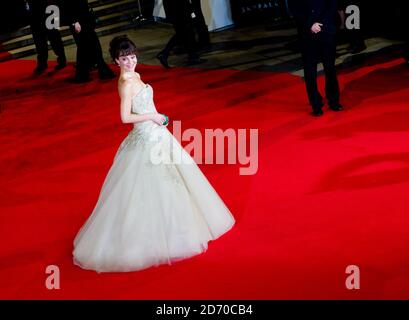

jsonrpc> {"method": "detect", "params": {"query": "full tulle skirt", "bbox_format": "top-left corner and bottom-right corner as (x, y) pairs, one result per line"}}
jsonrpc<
(73, 123), (235, 272)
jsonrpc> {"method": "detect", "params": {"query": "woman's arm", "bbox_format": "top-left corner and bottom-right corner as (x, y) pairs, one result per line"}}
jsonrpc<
(119, 81), (165, 125)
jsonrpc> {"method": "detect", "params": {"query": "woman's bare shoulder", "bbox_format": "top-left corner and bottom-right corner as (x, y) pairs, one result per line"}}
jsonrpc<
(118, 73), (144, 97)
(118, 78), (134, 98)
(119, 72), (140, 81)
(119, 74), (134, 84)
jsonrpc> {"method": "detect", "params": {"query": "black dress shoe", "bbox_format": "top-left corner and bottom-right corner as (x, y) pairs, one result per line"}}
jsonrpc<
(312, 108), (324, 117)
(33, 64), (48, 75)
(54, 61), (67, 71)
(329, 103), (344, 112)
(156, 52), (170, 69)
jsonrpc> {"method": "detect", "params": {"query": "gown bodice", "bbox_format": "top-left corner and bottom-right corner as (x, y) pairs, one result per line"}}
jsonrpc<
(115, 84), (166, 157)
(131, 84), (156, 115)
(130, 84), (162, 136)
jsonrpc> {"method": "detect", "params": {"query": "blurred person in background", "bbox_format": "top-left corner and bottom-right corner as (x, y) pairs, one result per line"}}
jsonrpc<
(289, 0), (343, 117)
(156, 0), (206, 68)
(26, 0), (67, 75)
(61, 0), (115, 82)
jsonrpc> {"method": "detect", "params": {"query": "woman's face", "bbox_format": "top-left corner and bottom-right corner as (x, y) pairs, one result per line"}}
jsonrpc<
(116, 54), (137, 72)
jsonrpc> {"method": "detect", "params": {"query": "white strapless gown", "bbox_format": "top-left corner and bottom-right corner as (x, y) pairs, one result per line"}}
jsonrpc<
(73, 84), (235, 272)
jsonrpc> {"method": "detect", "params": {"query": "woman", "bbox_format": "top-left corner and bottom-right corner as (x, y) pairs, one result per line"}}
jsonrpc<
(73, 35), (235, 273)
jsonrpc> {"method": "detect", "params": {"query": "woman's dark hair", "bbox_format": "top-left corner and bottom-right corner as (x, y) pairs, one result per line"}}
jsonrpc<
(109, 35), (138, 64)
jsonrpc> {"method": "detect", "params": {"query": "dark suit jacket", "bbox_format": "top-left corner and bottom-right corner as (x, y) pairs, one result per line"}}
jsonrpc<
(59, 0), (94, 27)
(163, 0), (194, 25)
(27, 0), (47, 18)
(27, 0), (65, 19)
(289, 0), (338, 34)
(27, 0), (62, 29)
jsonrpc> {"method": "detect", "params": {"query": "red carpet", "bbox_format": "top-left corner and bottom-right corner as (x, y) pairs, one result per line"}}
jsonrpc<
(0, 44), (12, 62)
(1, 58), (409, 299)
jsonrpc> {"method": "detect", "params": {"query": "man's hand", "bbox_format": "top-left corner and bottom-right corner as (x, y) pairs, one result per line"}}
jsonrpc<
(74, 22), (81, 33)
(311, 22), (323, 33)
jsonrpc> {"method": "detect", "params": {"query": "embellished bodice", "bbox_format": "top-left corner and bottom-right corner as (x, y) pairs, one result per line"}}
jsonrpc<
(114, 83), (194, 186)
(131, 84), (156, 115)
(116, 83), (166, 157)
(131, 84), (161, 135)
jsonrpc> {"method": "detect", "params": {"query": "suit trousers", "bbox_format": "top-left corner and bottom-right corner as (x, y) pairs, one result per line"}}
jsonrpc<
(300, 31), (340, 109)
(31, 23), (66, 66)
(190, 0), (210, 46)
(70, 25), (104, 78)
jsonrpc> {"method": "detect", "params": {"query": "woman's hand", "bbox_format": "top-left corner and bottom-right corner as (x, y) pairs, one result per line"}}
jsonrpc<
(151, 113), (167, 125)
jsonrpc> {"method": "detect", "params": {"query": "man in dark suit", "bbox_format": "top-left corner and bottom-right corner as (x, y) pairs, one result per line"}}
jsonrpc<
(190, 0), (211, 50)
(61, 0), (114, 82)
(289, 0), (343, 116)
(27, 0), (67, 75)
(156, 0), (205, 68)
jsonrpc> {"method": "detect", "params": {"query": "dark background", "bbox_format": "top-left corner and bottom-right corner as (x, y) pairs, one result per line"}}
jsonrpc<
(0, 0), (407, 39)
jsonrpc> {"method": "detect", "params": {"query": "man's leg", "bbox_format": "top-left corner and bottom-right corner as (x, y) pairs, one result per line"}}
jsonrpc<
(190, 0), (210, 48)
(31, 24), (49, 74)
(321, 35), (341, 110)
(175, 8), (201, 65)
(47, 28), (67, 70)
(157, 34), (179, 68)
(301, 35), (323, 115)
(71, 27), (91, 82)
(84, 28), (114, 79)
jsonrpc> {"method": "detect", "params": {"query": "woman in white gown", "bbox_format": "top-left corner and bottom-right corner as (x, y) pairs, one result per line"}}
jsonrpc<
(73, 36), (235, 273)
